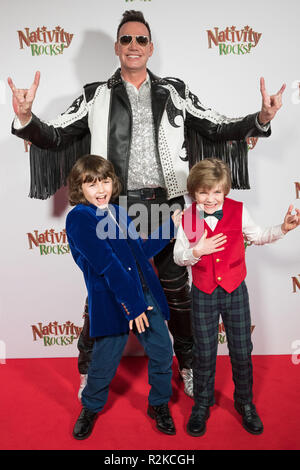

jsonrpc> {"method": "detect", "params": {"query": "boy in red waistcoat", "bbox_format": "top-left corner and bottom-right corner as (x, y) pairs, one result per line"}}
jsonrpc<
(174, 158), (300, 437)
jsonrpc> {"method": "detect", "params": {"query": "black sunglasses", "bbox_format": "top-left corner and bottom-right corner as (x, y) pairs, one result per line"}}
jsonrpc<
(119, 35), (150, 47)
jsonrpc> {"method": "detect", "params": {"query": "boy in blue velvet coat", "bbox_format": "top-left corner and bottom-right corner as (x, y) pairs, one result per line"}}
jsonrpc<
(66, 154), (180, 440)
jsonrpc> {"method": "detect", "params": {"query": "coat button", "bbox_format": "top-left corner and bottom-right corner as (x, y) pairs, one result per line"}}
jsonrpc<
(128, 267), (131, 271)
(217, 276), (222, 281)
(216, 258), (220, 263)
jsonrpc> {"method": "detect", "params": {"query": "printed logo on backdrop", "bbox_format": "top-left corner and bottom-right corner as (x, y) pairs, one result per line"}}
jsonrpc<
(27, 228), (70, 255)
(218, 322), (255, 344)
(291, 81), (300, 104)
(291, 182), (300, 293)
(31, 321), (82, 347)
(246, 137), (258, 150)
(207, 26), (262, 56)
(228, 137), (259, 151)
(292, 275), (300, 293)
(295, 182), (300, 199)
(17, 26), (74, 56)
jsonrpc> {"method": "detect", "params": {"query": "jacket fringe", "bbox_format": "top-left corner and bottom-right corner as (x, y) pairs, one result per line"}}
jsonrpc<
(185, 127), (250, 190)
(29, 133), (91, 199)
(28, 127), (250, 199)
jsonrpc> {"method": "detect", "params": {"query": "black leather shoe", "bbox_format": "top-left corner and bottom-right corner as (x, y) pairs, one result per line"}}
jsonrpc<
(187, 406), (210, 437)
(147, 403), (176, 435)
(235, 402), (264, 435)
(73, 407), (98, 440)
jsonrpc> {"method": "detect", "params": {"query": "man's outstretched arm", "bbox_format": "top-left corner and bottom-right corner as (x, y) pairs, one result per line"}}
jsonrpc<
(185, 77), (286, 141)
(8, 71), (40, 127)
(9, 71), (89, 150)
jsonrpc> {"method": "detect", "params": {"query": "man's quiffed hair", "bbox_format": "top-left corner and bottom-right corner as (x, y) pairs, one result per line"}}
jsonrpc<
(117, 10), (152, 40)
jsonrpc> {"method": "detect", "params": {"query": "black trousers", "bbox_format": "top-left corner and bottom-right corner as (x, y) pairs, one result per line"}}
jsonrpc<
(77, 192), (193, 373)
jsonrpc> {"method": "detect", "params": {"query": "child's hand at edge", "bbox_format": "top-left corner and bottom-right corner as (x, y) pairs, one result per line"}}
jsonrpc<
(281, 205), (300, 234)
(129, 306), (153, 333)
(171, 209), (182, 228)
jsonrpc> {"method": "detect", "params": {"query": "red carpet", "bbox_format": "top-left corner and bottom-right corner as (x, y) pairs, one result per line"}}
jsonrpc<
(0, 355), (299, 450)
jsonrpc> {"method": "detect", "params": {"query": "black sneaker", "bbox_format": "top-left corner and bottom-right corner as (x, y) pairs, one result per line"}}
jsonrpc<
(186, 405), (210, 437)
(235, 402), (264, 435)
(147, 403), (176, 435)
(72, 407), (98, 440)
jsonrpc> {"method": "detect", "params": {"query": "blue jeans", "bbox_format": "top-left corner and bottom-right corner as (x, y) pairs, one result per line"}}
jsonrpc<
(81, 289), (173, 412)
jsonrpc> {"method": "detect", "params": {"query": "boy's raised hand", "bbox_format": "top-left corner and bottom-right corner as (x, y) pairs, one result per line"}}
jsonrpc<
(129, 306), (152, 333)
(281, 205), (300, 234)
(171, 209), (182, 228)
(192, 230), (227, 259)
(7, 71), (40, 126)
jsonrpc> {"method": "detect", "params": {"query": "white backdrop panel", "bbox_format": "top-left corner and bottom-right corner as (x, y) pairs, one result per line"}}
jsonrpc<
(0, 0), (299, 359)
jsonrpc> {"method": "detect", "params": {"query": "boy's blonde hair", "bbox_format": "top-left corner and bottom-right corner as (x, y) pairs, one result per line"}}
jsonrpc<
(187, 158), (231, 199)
(68, 154), (122, 206)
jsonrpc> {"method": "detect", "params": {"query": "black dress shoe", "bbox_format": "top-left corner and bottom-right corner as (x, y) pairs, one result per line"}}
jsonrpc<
(186, 406), (210, 437)
(235, 402), (264, 435)
(73, 407), (98, 440)
(147, 403), (176, 435)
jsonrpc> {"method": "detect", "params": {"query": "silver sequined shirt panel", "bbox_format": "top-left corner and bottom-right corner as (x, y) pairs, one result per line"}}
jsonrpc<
(123, 77), (166, 190)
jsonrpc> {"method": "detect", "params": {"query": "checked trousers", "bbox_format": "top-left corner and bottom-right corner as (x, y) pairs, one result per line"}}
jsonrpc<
(191, 281), (254, 408)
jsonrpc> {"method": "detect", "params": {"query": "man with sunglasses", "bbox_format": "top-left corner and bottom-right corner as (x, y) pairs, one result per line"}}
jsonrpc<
(9, 9), (285, 436)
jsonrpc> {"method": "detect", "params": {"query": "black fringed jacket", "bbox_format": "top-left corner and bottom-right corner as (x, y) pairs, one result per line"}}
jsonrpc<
(12, 68), (271, 200)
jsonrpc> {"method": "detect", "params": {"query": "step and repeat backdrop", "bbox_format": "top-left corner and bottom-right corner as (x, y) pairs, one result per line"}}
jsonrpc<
(0, 0), (299, 360)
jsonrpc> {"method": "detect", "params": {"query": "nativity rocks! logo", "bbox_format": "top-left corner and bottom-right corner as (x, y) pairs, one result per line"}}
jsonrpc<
(31, 321), (82, 347)
(27, 228), (70, 255)
(17, 26), (74, 56)
(218, 322), (255, 344)
(292, 275), (300, 293)
(207, 25), (262, 56)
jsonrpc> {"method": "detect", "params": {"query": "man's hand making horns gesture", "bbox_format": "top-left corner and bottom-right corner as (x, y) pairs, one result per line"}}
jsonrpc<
(7, 71), (40, 126)
(257, 77), (286, 125)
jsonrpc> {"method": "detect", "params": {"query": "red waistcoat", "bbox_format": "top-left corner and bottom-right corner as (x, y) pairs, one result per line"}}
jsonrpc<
(182, 197), (247, 294)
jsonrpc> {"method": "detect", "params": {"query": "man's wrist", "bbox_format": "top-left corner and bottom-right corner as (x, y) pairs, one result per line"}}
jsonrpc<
(19, 113), (32, 127)
(13, 114), (32, 130)
(257, 111), (270, 127)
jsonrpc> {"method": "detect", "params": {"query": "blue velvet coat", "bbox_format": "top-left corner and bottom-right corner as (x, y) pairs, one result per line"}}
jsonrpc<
(66, 203), (175, 337)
